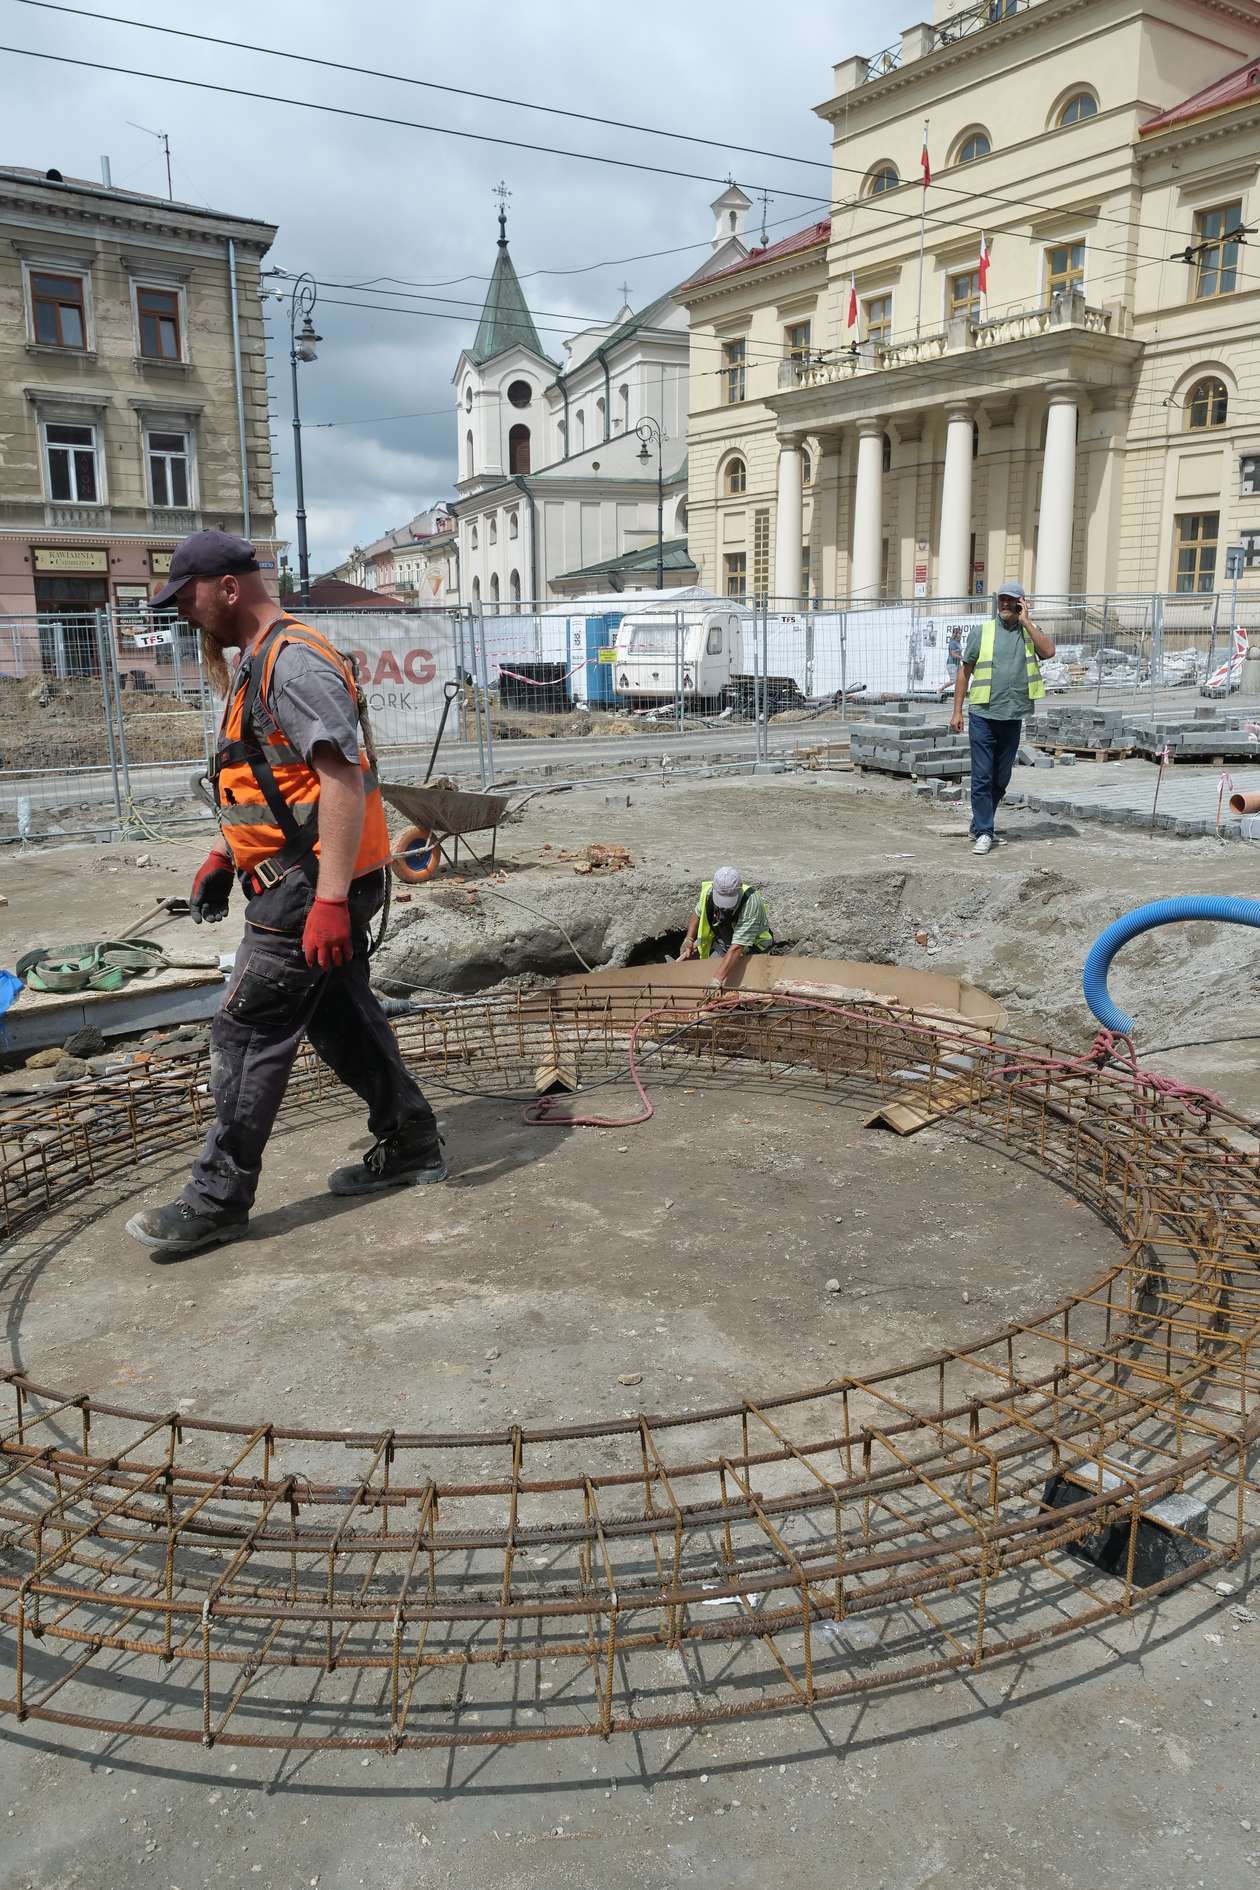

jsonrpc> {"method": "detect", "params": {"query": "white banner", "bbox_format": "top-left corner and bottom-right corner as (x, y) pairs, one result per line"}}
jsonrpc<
(310, 610), (459, 746)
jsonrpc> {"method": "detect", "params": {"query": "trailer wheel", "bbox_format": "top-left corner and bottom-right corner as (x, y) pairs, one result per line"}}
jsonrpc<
(391, 823), (440, 884)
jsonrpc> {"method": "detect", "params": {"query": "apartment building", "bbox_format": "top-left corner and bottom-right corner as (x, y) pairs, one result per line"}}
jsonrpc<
(679, 0), (1260, 603)
(0, 162), (278, 658)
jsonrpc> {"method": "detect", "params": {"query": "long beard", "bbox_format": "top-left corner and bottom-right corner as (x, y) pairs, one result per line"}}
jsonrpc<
(199, 631), (232, 698)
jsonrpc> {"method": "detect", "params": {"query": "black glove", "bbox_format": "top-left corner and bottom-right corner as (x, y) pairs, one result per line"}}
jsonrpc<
(190, 851), (234, 925)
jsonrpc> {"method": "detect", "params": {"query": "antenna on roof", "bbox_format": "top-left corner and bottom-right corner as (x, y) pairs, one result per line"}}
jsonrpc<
(126, 120), (173, 200)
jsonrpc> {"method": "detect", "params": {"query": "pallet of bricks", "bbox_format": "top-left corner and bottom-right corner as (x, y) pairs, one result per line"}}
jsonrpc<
(1027, 702), (1260, 764)
(849, 702), (969, 781)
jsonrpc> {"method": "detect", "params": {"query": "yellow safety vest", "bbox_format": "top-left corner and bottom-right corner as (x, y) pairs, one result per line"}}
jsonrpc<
(967, 618), (1045, 707)
(696, 881), (773, 959)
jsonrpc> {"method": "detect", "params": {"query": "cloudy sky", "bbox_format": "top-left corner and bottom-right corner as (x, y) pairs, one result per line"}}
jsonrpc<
(4, 0), (869, 573)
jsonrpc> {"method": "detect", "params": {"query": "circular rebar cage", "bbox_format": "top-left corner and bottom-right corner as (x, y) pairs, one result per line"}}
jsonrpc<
(0, 986), (1257, 1753)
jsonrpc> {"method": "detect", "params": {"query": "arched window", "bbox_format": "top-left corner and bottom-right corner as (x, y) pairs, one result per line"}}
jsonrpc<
(575, 408), (586, 450)
(619, 383), (630, 431)
(953, 128), (991, 165)
(558, 417), (568, 456)
(464, 385), (473, 413)
(465, 428), (474, 477)
(725, 455), (747, 495)
(489, 572), (500, 605)
(469, 523), (478, 551)
(1055, 90), (1098, 128)
(488, 515), (498, 545)
(507, 379), (532, 408)
(801, 449), (812, 487)
(508, 423), (531, 474)
(471, 575), (481, 607)
(1187, 376), (1228, 429)
(510, 569), (521, 604)
(596, 395), (606, 436)
(508, 510), (519, 539)
(867, 164), (900, 196)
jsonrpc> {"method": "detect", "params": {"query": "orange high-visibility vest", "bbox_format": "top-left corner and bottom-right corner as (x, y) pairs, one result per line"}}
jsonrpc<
(214, 616), (389, 883)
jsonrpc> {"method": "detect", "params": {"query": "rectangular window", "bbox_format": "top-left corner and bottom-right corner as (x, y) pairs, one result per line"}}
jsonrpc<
(864, 294), (893, 346)
(1240, 529), (1260, 569)
(950, 269), (982, 320)
(137, 285), (181, 360)
(1173, 510), (1219, 593)
(752, 508), (770, 602)
(721, 337), (747, 404)
(147, 429), (191, 509)
(30, 271), (87, 349)
(1046, 242), (1085, 299)
(784, 319), (812, 363)
(1194, 202), (1243, 301)
(1242, 454), (1260, 496)
(801, 542), (812, 601)
(44, 422), (99, 502)
(724, 551), (747, 597)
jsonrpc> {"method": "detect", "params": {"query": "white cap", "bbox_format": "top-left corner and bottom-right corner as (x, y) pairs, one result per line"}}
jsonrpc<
(711, 866), (743, 909)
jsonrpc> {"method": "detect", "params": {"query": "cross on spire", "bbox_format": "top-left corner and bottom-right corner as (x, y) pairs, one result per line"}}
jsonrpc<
(618, 279), (632, 308)
(492, 179), (511, 245)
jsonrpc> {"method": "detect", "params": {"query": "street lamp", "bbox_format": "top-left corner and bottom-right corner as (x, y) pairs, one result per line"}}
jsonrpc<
(285, 272), (322, 607)
(636, 417), (665, 590)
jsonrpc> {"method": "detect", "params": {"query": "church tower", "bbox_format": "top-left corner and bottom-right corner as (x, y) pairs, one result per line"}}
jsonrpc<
(453, 187), (556, 496)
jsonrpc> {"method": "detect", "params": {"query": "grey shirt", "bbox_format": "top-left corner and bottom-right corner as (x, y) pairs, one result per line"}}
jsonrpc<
(233, 624), (360, 766)
(962, 619), (1037, 722)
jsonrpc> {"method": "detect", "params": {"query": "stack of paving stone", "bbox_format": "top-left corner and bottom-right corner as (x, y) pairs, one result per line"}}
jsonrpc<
(849, 702), (970, 779)
(1024, 704), (1134, 756)
(1124, 705), (1260, 762)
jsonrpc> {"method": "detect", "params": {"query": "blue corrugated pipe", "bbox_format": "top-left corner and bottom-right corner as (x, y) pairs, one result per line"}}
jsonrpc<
(1083, 895), (1260, 1035)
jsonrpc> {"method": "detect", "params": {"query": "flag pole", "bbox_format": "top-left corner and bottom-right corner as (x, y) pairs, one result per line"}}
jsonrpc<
(916, 118), (929, 339)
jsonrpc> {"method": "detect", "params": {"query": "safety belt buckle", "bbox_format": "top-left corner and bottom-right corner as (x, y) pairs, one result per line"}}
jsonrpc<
(253, 856), (282, 890)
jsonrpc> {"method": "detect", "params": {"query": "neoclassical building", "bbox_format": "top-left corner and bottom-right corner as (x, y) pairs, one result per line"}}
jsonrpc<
(451, 190), (749, 604)
(679, 0), (1260, 604)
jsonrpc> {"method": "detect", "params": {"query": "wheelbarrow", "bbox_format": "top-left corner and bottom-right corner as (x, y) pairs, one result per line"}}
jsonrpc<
(380, 782), (511, 883)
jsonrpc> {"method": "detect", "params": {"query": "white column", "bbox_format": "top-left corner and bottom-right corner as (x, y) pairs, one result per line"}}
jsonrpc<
(851, 419), (886, 600)
(1036, 385), (1080, 600)
(774, 437), (804, 602)
(936, 406), (974, 600)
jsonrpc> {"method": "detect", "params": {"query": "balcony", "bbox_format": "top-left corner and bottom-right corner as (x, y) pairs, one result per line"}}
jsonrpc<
(847, 0), (1049, 89)
(778, 294), (1116, 391)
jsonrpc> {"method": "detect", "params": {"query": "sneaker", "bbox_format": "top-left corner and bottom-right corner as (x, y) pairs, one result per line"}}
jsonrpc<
(972, 833), (996, 856)
(125, 1199), (248, 1253)
(327, 1123), (447, 1196)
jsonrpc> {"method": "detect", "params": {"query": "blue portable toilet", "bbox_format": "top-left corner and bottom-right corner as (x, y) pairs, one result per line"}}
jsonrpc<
(583, 612), (621, 707)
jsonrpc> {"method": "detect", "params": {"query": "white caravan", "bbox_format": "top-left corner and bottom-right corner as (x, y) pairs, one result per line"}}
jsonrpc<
(610, 605), (746, 704)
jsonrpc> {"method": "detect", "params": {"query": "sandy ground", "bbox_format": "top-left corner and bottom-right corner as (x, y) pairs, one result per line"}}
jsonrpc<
(1, 767), (1258, 1889)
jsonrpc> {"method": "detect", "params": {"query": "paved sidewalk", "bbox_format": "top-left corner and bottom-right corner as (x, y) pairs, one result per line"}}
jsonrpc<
(1007, 757), (1260, 839)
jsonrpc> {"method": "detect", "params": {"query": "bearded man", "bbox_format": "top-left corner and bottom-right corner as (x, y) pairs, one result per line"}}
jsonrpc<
(125, 531), (446, 1255)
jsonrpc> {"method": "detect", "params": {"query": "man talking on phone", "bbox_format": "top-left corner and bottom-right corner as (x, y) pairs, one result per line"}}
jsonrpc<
(949, 582), (1055, 857)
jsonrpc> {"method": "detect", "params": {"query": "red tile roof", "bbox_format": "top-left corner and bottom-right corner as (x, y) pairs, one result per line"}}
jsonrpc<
(1141, 57), (1260, 135)
(305, 577), (408, 610)
(686, 218), (831, 288)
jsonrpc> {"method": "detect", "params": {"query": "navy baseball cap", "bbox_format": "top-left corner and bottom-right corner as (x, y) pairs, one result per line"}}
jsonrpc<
(152, 530), (260, 609)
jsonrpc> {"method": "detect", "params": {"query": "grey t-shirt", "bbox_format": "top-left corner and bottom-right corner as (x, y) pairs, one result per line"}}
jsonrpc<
(234, 626), (360, 766)
(962, 619), (1037, 722)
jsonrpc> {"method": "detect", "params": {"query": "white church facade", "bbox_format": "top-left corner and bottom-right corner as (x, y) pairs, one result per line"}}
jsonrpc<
(451, 189), (750, 604)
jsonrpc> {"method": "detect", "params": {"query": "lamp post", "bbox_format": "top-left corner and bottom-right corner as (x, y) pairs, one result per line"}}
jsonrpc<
(286, 272), (322, 607)
(636, 417), (665, 590)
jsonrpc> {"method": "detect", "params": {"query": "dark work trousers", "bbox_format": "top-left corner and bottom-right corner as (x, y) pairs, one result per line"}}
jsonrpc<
(968, 714), (1023, 839)
(183, 868), (436, 1215)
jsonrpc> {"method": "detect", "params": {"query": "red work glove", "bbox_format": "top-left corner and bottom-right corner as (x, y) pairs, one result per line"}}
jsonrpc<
(302, 897), (352, 971)
(189, 851), (234, 925)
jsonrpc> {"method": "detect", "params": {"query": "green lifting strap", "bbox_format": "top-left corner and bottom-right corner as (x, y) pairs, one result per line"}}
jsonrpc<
(15, 939), (170, 995)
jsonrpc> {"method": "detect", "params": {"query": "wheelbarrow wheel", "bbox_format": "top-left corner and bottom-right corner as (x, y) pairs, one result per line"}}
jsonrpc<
(391, 823), (440, 885)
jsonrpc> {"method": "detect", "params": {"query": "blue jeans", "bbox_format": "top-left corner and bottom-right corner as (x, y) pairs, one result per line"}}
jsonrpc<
(968, 714), (1022, 838)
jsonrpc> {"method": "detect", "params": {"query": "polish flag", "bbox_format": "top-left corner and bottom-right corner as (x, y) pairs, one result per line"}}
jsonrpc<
(978, 233), (990, 294)
(921, 124), (931, 189)
(846, 274), (858, 328)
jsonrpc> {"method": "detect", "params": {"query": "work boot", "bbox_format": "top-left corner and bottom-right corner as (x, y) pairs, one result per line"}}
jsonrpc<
(125, 1198), (248, 1253)
(327, 1121), (447, 1196)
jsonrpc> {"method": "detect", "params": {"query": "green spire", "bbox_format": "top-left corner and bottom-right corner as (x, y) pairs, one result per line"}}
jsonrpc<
(470, 198), (545, 365)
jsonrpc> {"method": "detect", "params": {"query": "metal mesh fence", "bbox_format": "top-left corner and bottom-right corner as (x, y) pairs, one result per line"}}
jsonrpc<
(3, 594), (1259, 840)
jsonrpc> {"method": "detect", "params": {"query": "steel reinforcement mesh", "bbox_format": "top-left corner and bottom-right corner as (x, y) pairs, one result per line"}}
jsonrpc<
(0, 987), (1257, 1753)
